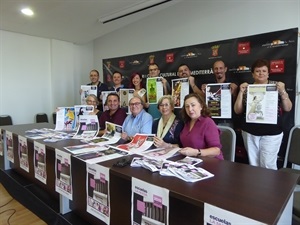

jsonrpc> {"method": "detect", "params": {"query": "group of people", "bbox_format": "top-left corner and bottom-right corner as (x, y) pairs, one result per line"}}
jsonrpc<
(81, 58), (292, 170)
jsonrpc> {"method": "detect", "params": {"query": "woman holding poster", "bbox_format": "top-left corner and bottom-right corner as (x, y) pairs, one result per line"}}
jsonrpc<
(234, 59), (292, 170)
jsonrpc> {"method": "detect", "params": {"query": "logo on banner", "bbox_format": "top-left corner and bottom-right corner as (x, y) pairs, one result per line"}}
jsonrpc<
(149, 55), (155, 64)
(181, 51), (200, 59)
(270, 59), (285, 73)
(211, 45), (220, 57)
(129, 59), (142, 65)
(238, 42), (251, 55)
(119, 60), (125, 68)
(166, 53), (174, 63)
(262, 39), (289, 48)
(228, 65), (251, 74)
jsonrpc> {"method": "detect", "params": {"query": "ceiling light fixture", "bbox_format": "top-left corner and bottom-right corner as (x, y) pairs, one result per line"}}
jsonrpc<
(21, 8), (34, 16)
(98, 0), (172, 24)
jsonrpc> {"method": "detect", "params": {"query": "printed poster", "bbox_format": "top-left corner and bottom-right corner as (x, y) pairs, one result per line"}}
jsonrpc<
(34, 141), (47, 184)
(0, 129), (3, 156)
(72, 115), (99, 139)
(75, 146), (128, 164)
(81, 85), (97, 105)
(116, 134), (155, 153)
(18, 135), (29, 172)
(86, 163), (110, 224)
(119, 88), (134, 114)
(147, 77), (164, 104)
(171, 78), (189, 108)
(74, 105), (94, 129)
(55, 149), (73, 200)
(246, 84), (278, 124)
(132, 177), (169, 225)
(204, 203), (267, 225)
(55, 107), (76, 131)
(206, 83), (231, 118)
(6, 131), (14, 163)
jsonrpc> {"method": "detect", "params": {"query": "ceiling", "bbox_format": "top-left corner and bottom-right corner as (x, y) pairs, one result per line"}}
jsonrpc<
(0, 0), (179, 45)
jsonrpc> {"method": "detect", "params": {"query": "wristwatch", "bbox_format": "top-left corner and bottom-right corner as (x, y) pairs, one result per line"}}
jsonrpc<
(197, 149), (202, 157)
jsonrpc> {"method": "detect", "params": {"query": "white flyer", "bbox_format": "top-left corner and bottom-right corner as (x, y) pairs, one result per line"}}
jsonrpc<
(132, 177), (169, 225)
(72, 115), (99, 139)
(34, 141), (47, 184)
(18, 135), (29, 172)
(246, 84), (278, 124)
(171, 78), (189, 108)
(86, 163), (110, 225)
(81, 85), (97, 105)
(55, 149), (73, 200)
(55, 107), (76, 131)
(6, 131), (14, 163)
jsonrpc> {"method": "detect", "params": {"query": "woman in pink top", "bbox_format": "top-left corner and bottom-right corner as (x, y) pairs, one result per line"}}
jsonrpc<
(179, 93), (223, 160)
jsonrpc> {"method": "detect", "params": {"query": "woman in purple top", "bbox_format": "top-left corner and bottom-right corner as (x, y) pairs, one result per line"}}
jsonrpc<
(179, 93), (223, 160)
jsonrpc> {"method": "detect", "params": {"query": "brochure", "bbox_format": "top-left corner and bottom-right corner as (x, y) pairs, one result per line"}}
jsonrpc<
(116, 133), (155, 153)
(80, 85), (97, 105)
(55, 107), (76, 131)
(72, 115), (99, 139)
(171, 78), (189, 108)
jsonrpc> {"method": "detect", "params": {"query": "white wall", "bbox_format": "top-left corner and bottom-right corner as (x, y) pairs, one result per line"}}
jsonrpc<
(0, 30), (94, 124)
(93, 0), (300, 124)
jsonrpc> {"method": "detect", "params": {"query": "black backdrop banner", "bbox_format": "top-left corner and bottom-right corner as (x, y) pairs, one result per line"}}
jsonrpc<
(103, 28), (298, 160)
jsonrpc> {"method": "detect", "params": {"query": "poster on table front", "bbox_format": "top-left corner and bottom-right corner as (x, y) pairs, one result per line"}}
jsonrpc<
(18, 135), (29, 172)
(246, 84), (278, 124)
(204, 203), (267, 225)
(55, 149), (73, 200)
(6, 131), (14, 163)
(0, 129), (3, 156)
(86, 163), (110, 225)
(171, 78), (189, 108)
(81, 85), (97, 105)
(34, 141), (47, 184)
(132, 177), (169, 225)
(147, 77), (164, 104)
(206, 83), (231, 118)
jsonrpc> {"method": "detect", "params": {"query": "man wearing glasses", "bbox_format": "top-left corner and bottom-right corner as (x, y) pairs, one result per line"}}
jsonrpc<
(121, 96), (153, 142)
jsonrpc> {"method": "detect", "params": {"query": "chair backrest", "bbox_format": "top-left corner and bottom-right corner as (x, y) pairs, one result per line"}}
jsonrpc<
(0, 115), (13, 126)
(52, 112), (57, 124)
(283, 125), (300, 168)
(218, 125), (236, 162)
(35, 113), (49, 123)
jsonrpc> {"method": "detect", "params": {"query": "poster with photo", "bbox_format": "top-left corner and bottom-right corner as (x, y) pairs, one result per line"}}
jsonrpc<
(34, 141), (47, 184)
(132, 177), (169, 225)
(171, 78), (189, 108)
(18, 135), (29, 172)
(55, 149), (73, 200)
(246, 84), (278, 124)
(86, 163), (110, 224)
(72, 115), (99, 139)
(6, 131), (14, 163)
(206, 83), (231, 118)
(55, 107), (76, 131)
(119, 88), (134, 114)
(147, 77), (164, 104)
(81, 85), (97, 105)
(74, 105), (94, 129)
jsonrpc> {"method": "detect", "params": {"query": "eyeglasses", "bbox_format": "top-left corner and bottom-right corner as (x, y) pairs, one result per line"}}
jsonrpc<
(159, 103), (170, 107)
(129, 102), (142, 107)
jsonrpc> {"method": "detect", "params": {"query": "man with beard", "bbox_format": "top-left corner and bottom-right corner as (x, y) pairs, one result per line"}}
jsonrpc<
(201, 60), (238, 127)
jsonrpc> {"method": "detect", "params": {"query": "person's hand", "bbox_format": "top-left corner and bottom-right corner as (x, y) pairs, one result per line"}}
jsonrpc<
(179, 147), (198, 157)
(144, 102), (150, 108)
(201, 84), (207, 93)
(153, 136), (168, 148)
(276, 81), (286, 94)
(239, 82), (248, 94)
(161, 77), (167, 86)
(79, 89), (83, 95)
(188, 76), (195, 86)
(121, 132), (129, 140)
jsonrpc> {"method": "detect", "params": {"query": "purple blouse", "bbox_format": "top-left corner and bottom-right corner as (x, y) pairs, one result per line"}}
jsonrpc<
(180, 116), (223, 160)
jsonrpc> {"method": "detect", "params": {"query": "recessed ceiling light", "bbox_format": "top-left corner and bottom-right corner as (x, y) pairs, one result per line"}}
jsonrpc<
(21, 8), (34, 16)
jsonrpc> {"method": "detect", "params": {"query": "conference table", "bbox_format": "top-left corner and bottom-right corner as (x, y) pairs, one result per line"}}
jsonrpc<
(0, 123), (299, 225)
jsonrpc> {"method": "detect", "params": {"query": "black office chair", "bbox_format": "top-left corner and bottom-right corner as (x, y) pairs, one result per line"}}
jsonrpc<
(35, 113), (49, 123)
(279, 125), (300, 223)
(52, 112), (57, 124)
(0, 115), (13, 126)
(218, 125), (236, 162)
